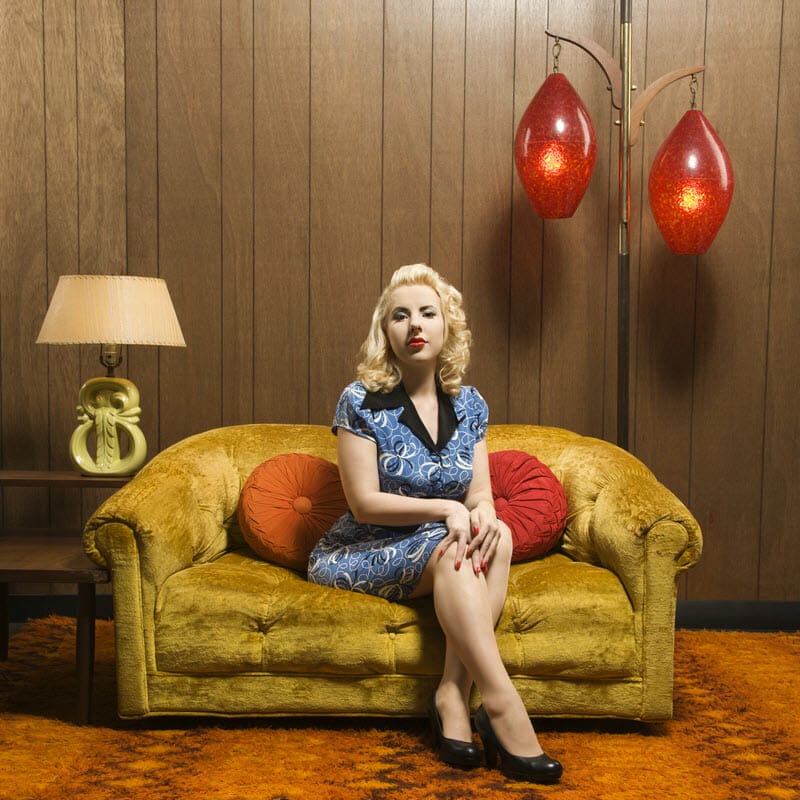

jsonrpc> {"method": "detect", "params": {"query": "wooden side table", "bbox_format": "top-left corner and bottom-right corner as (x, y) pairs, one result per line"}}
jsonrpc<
(0, 470), (129, 724)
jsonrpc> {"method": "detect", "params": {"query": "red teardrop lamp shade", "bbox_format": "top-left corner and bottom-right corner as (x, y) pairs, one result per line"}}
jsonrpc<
(514, 73), (598, 219)
(648, 109), (734, 255)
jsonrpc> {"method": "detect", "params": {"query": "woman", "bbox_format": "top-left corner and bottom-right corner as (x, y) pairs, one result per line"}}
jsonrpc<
(307, 264), (562, 784)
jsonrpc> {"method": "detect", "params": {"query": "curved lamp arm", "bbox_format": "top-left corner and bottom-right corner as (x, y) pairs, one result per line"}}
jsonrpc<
(545, 28), (704, 147)
(629, 65), (705, 146)
(545, 28), (623, 109)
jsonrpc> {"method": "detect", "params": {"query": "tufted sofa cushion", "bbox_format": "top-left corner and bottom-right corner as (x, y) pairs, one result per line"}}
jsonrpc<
(154, 551), (635, 679)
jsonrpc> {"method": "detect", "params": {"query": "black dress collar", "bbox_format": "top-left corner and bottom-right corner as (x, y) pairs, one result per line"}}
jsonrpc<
(360, 382), (461, 453)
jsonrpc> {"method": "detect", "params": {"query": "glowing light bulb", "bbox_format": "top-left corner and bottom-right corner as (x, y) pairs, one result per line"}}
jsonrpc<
(539, 143), (567, 176)
(678, 184), (704, 214)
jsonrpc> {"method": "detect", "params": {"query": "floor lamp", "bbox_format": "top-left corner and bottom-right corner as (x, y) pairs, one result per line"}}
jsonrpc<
(514, 1), (734, 450)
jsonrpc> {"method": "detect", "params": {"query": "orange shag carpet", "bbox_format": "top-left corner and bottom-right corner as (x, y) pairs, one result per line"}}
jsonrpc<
(0, 616), (799, 800)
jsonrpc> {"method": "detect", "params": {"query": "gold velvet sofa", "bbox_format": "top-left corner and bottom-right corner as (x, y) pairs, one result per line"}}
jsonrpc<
(84, 423), (702, 722)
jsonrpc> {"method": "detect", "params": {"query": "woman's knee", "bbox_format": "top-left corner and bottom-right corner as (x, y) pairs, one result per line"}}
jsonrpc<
(409, 542), (462, 598)
(495, 520), (513, 563)
(433, 545), (487, 588)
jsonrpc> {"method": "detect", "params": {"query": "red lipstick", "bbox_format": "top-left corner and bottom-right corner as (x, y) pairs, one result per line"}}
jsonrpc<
(408, 337), (426, 349)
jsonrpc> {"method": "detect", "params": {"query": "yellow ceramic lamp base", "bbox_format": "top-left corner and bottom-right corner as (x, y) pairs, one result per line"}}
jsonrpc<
(69, 376), (147, 476)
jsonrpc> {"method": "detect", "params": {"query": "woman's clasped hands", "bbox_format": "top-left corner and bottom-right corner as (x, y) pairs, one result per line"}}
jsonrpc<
(440, 500), (504, 576)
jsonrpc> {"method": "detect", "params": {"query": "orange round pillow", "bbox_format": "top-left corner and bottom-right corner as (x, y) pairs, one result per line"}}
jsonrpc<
(238, 453), (348, 570)
(489, 449), (567, 563)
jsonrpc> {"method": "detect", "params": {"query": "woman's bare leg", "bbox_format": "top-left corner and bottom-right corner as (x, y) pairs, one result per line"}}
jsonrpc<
(430, 542), (542, 756)
(412, 523), (539, 754)
(432, 524), (512, 740)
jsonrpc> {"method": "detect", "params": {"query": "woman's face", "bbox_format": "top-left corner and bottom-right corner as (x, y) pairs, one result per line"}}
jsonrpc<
(384, 283), (445, 371)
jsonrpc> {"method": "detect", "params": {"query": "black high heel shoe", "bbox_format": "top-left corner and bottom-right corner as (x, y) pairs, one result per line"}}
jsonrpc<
(427, 693), (481, 769)
(475, 706), (563, 784)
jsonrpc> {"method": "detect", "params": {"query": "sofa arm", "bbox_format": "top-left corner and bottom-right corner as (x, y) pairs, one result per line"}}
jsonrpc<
(83, 441), (242, 590)
(554, 436), (702, 609)
(91, 521), (151, 717)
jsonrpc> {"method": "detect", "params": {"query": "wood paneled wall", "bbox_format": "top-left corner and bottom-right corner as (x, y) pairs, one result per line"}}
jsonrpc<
(1, 0), (797, 601)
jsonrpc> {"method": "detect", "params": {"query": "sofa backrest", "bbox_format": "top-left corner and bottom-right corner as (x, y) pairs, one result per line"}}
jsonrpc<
(86, 421), (681, 590)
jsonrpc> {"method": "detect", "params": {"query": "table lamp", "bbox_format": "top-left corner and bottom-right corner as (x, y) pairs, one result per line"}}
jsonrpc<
(36, 274), (186, 476)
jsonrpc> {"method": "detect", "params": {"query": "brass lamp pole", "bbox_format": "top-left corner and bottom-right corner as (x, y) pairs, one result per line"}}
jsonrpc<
(619, 1), (632, 452)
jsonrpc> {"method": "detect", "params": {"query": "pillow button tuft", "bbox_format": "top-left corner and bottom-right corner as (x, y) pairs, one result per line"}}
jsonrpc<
(292, 496), (313, 514)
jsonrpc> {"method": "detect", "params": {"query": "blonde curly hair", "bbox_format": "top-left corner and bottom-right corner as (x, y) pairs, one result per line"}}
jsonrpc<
(356, 264), (472, 396)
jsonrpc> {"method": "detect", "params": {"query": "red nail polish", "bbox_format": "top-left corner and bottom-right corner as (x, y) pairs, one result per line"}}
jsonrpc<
(482, 562), (488, 572)
(472, 525), (479, 534)
(455, 560), (461, 570)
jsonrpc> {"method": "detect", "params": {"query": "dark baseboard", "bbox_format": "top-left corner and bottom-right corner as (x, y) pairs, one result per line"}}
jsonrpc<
(676, 601), (799, 632)
(5, 596), (799, 632)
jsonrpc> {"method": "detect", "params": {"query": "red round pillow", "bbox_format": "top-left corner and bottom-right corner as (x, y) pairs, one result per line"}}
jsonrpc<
(238, 453), (348, 570)
(489, 449), (567, 563)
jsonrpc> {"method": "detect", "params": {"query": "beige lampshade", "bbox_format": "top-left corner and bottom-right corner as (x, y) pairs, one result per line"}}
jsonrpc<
(36, 274), (186, 346)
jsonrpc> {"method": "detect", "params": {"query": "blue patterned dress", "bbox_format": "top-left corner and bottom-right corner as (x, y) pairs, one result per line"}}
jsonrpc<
(307, 380), (488, 602)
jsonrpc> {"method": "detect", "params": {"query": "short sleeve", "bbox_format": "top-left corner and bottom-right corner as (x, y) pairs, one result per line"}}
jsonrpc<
(331, 383), (377, 443)
(461, 385), (488, 442)
(473, 387), (489, 441)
